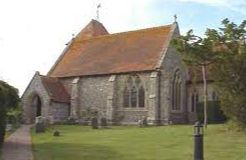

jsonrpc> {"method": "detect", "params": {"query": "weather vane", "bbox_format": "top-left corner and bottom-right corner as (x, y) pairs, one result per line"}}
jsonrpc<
(174, 14), (177, 23)
(96, 3), (101, 21)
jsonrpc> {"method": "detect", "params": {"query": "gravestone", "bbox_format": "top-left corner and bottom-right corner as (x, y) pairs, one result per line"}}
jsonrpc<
(91, 117), (98, 129)
(138, 116), (148, 127)
(100, 117), (107, 128)
(35, 116), (46, 133)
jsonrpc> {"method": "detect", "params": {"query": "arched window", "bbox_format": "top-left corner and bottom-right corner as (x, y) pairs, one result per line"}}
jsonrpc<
(138, 86), (145, 107)
(191, 94), (195, 112)
(123, 75), (145, 108)
(191, 91), (199, 112)
(131, 86), (137, 107)
(127, 76), (133, 86)
(135, 76), (141, 86)
(123, 87), (130, 108)
(172, 70), (182, 110)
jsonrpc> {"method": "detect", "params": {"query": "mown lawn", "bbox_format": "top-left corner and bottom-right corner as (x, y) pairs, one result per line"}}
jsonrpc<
(31, 125), (246, 160)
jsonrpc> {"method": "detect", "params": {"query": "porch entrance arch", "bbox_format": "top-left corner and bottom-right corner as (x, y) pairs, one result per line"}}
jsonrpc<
(32, 95), (42, 117)
(29, 94), (43, 123)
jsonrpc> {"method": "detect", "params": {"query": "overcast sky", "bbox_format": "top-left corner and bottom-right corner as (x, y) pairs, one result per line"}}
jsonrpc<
(0, 0), (245, 95)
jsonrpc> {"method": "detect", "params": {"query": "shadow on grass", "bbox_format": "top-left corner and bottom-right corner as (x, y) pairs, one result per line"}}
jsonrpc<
(33, 142), (124, 160)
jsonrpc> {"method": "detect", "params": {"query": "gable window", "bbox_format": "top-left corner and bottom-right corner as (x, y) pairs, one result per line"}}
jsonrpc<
(123, 75), (145, 108)
(172, 70), (182, 110)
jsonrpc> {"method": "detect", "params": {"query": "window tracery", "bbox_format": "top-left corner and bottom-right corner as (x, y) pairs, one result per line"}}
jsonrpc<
(123, 75), (145, 108)
(172, 70), (182, 110)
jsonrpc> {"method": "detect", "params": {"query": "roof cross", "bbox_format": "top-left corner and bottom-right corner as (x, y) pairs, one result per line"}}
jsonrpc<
(174, 14), (177, 23)
(96, 3), (101, 22)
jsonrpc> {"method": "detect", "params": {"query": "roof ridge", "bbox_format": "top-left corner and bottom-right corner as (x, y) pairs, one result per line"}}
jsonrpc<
(74, 24), (173, 43)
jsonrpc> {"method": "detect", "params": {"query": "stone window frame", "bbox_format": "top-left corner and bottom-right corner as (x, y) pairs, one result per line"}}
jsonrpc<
(123, 75), (145, 108)
(171, 69), (182, 111)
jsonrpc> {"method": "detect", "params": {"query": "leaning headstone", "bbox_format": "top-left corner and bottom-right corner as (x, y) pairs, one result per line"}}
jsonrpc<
(35, 116), (46, 133)
(91, 117), (98, 129)
(138, 119), (143, 127)
(100, 117), (107, 128)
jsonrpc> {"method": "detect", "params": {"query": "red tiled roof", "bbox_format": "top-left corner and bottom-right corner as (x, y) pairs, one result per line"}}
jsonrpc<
(48, 20), (175, 77)
(40, 76), (70, 103)
(76, 19), (109, 41)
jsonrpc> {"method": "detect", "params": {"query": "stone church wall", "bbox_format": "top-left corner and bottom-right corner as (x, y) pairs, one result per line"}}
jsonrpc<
(60, 75), (114, 119)
(156, 23), (194, 124)
(21, 73), (51, 124)
(114, 73), (153, 124)
(51, 102), (70, 123)
(79, 76), (112, 118)
(159, 46), (189, 124)
(60, 72), (157, 124)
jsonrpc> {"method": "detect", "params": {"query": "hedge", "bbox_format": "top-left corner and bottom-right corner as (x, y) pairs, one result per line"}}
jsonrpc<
(196, 101), (227, 123)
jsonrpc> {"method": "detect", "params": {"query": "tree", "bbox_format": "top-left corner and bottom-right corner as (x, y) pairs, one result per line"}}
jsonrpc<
(172, 18), (246, 128)
(0, 80), (19, 147)
(172, 30), (219, 128)
(205, 19), (246, 128)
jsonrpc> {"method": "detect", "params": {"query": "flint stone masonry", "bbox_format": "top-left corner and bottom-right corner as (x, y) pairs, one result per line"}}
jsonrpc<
(51, 102), (70, 123)
(21, 72), (50, 124)
(60, 75), (115, 121)
(22, 50), (206, 125)
(21, 73), (70, 124)
(21, 21), (218, 125)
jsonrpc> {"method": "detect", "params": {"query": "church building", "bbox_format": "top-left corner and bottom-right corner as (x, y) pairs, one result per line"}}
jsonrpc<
(21, 19), (217, 125)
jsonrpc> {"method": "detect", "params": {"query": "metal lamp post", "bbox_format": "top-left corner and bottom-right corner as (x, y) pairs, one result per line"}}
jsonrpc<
(194, 121), (204, 160)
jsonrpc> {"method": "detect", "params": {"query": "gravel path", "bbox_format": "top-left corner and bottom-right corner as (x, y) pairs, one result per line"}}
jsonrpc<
(2, 125), (33, 160)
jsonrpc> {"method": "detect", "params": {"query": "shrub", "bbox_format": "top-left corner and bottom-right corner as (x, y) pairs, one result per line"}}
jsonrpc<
(53, 130), (60, 136)
(196, 101), (227, 123)
(0, 81), (19, 147)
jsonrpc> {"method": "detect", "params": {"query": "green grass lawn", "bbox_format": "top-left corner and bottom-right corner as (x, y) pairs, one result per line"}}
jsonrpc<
(31, 125), (246, 160)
